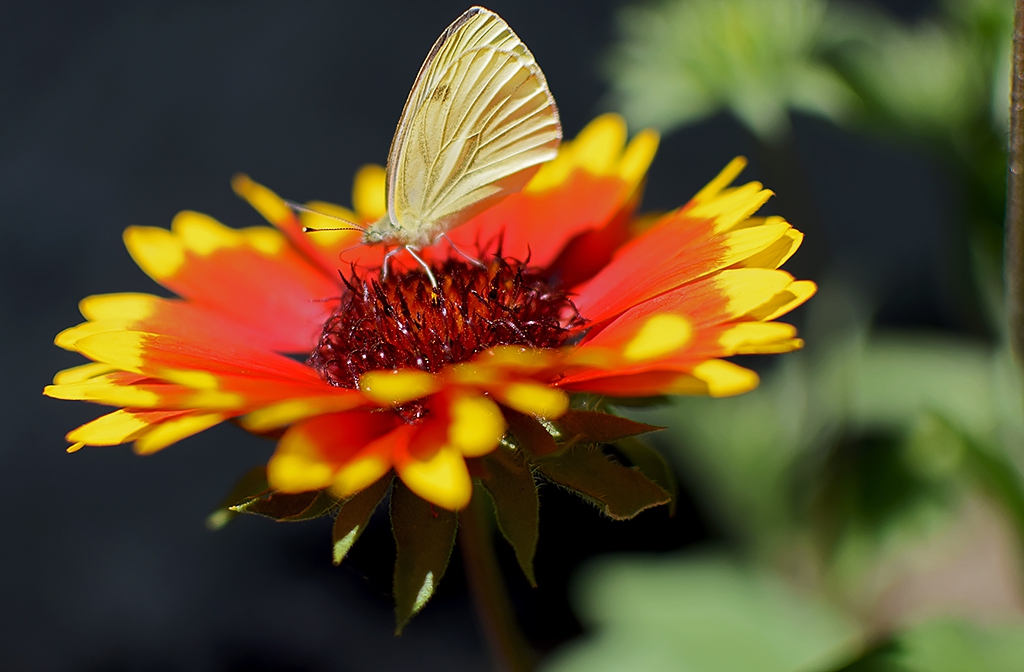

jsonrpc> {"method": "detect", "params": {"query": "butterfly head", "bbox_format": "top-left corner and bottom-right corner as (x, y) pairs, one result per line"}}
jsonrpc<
(363, 214), (402, 245)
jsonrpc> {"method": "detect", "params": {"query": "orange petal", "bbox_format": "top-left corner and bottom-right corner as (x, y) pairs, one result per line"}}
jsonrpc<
(66, 408), (192, 447)
(70, 293), (315, 354)
(573, 213), (793, 326)
(395, 444), (473, 511)
(268, 411), (402, 494)
(443, 114), (657, 270)
(561, 360), (760, 398)
(71, 330), (323, 383)
(125, 213), (340, 353)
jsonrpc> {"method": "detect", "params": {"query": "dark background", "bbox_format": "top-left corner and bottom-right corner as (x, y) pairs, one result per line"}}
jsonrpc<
(1, 0), (956, 670)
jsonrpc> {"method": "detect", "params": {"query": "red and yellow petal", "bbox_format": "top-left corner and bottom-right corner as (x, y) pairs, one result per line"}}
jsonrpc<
(527, 113), (659, 195)
(446, 347), (570, 419)
(562, 359), (760, 398)
(63, 407), (234, 455)
(265, 387), (507, 511)
(288, 164), (392, 266)
(444, 114), (659, 269)
(575, 269), (792, 357)
(446, 394), (505, 457)
(64, 329), (318, 383)
(489, 381), (569, 419)
(231, 174), (349, 281)
(268, 411), (403, 493)
(746, 279), (816, 321)
(65, 408), (190, 448)
(572, 214), (792, 327)
(389, 390), (505, 509)
(236, 170), (397, 279)
(562, 266), (815, 391)
(351, 164), (387, 222)
(57, 293), (312, 356)
(716, 322), (802, 355)
(124, 212), (340, 353)
(730, 217), (804, 270)
(238, 392), (368, 433)
(403, 390), (507, 461)
(571, 159), (796, 327)
(395, 444), (473, 511)
(358, 369), (445, 406)
(46, 371), (193, 409)
(392, 395), (497, 511)
(52, 362), (118, 385)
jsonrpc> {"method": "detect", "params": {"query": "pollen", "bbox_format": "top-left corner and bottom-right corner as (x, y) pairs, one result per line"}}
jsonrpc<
(309, 257), (583, 401)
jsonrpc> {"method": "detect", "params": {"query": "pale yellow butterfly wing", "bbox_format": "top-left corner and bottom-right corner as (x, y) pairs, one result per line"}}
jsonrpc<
(383, 6), (561, 247)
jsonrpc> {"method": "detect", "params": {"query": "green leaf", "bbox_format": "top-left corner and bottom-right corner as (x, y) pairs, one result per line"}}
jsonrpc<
(332, 475), (392, 565)
(954, 424), (1024, 561)
(536, 446), (671, 520)
(231, 489), (338, 521)
(606, 0), (856, 140)
(502, 406), (558, 456)
(390, 481), (458, 633)
(557, 409), (663, 444)
(897, 410), (1024, 566)
(545, 553), (861, 672)
(480, 446), (539, 586)
(612, 436), (678, 516)
(206, 465), (270, 530)
(834, 618), (1024, 672)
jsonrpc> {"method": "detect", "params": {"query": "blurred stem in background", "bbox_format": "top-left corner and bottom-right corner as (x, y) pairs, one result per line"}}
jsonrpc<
(461, 492), (535, 672)
(546, 1), (1024, 670)
(1008, 0), (1024, 370)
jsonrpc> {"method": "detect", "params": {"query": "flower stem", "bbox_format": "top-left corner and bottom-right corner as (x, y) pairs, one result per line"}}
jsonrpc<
(460, 492), (535, 672)
(1008, 0), (1024, 368)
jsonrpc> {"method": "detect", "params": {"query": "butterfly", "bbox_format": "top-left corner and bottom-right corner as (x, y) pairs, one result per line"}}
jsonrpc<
(303, 6), (562, 285)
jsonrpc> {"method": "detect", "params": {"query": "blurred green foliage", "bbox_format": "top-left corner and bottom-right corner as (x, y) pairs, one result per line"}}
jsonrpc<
(606, 0), (855, 139)
(606, 0), (1010, 143)
(548, 0), (1024, 670)
(545, 554), (860, 672)
(608, 0), (1012, 296)
(838, 619), (1024, 671)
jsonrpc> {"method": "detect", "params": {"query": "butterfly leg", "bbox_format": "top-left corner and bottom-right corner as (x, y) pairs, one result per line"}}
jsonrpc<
(404, 246), (438, 288)
(381, 246), (403, 282)
(441, 233), (486, 268)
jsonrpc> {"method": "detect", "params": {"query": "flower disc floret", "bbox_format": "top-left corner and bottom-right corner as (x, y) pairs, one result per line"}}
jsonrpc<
(310, 257), (583, 392)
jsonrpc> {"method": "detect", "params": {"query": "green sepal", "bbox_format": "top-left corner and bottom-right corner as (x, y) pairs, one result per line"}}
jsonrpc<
(612, 436), (678, 516)
(502, 406), (559, 456)
(391, 481), (458, 634)
(206, 465), (270, 529)
(535, 446), (671, 520)
(332, 474), (393, 565)
(231, 489), (338, 521)
(480, 446), (540, 586)
(556, 409), (663, 444)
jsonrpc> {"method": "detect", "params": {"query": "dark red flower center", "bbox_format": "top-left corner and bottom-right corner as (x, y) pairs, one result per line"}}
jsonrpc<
(308, 257), (583, 392)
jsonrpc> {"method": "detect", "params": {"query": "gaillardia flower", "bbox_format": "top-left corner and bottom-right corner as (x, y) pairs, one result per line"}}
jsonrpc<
(46, 112), (812, 531)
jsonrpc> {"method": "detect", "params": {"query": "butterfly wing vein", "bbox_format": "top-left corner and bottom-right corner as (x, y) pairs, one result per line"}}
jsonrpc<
(384, 7), (561, 248)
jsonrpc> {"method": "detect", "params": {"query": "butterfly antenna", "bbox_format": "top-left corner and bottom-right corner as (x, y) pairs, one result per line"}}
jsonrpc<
(285, 201), (367, 234)
(338, 241), (367, 257)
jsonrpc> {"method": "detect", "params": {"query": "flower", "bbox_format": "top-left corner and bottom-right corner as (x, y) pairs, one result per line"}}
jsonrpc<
(45, 113), (814, 512)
